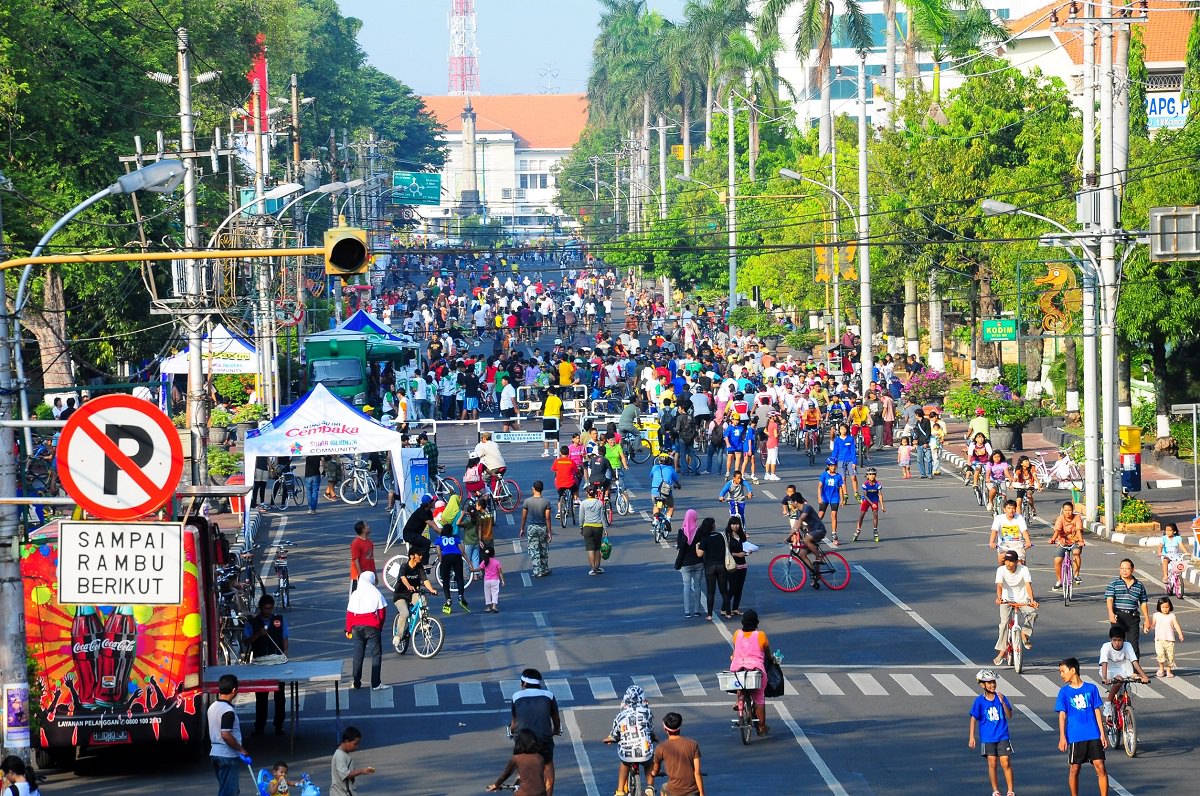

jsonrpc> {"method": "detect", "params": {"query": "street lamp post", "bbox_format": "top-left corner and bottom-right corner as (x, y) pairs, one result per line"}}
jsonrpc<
(780, 168), (871, 396)
(981, 199), (1102, 526)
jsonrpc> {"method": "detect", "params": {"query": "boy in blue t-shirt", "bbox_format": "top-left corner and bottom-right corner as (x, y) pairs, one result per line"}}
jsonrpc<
(1055, 656), (1108, 794)
(816, 461), (846, 545)
(968, 669), (1014, 796)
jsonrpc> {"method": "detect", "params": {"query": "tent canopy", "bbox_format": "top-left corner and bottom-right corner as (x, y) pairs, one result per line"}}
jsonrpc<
(160, 323), (257, 375)
(243, 383), (404, 460)
(338, 310), (407, 340)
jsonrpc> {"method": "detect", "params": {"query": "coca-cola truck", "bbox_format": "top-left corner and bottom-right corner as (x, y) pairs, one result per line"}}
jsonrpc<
(21, 516), (216, 766)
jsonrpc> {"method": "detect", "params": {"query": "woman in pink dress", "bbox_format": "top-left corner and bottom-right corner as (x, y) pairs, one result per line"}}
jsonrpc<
(729, 609), (771, 736)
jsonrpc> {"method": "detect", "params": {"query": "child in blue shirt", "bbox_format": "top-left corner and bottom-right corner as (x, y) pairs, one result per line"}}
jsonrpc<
(853, 468), (886, 543)
(1055, 656), (1108, 793)
(968, 668), (1014, 796)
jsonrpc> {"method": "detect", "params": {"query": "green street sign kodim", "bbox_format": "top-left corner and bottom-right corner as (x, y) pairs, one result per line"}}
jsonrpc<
(982, 319), (1017, 342)
(391, 171), (442, 206)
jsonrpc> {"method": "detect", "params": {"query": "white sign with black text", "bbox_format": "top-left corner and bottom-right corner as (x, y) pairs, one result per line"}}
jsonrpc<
(58, 522), (184, 605)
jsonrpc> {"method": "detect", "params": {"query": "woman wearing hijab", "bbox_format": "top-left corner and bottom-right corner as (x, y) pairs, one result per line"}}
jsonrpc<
(674, 509), (705, 618)
(345, 571), (386, 690)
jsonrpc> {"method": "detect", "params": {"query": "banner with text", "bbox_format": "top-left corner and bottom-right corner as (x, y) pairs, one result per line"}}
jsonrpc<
(58, 522), (184, 605)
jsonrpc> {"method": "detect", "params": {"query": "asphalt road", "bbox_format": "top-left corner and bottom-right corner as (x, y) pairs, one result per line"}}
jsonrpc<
(49, 428), (1200, 796)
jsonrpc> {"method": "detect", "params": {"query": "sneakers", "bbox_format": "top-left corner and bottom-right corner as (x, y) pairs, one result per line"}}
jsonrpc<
(442, 602), (452, 614)
(831, 535), (840, 548)
(459, 598), (470, 612)
(541, 450), (551, 458)
(1102, 703), (1114, 719)
(873, 531), (880, 542)
(1052, 583), (1062, 591)
(588, 569), (599, 575)
(371, 684), (388, 691)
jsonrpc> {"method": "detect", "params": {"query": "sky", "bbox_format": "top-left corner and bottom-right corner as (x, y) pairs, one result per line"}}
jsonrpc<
(338, 0), (688, 96)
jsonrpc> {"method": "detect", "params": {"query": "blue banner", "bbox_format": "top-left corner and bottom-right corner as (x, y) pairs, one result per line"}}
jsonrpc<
(406, 456), (429, 512)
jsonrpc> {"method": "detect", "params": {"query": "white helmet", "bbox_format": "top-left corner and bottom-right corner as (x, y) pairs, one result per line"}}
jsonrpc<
(975, 669), (997, 683)
(554, 338), (562, 345)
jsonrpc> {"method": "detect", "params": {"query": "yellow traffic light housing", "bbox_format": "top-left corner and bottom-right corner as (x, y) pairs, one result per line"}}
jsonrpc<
(324, 218), (369, 278)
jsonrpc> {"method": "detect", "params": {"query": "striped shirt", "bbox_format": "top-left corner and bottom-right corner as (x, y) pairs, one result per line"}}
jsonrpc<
(1104, 577), (1148, 613)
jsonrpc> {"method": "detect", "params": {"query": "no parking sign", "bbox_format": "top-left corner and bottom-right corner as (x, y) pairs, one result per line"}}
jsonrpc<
(57, 395), (183, 520)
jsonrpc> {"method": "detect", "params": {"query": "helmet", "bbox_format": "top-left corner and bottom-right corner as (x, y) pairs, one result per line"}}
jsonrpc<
(658, 453), (673, 463)
(975, 407), (986, 416)
(554, 338), (562, 345)
(975, 669), (997, 683)
(866, 467), (877, 476)
(420, 494), (435, 505)
(826, 456), (837, 467)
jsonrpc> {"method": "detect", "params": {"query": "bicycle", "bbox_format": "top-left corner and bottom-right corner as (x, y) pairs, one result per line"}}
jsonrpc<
(1165, 552), (1187, 598)
(650, 496), (671, 543)
(487, 471), (521, 513)
(768, 539), (851, 592)
(803, 426), (821, 467)
(271, 541), (294, 610)
(989, 479), (1008, 516)
(621, 428), (653, 465)
(997, 601), (1033, 674)
(718, 668), (762, 745)
(1030, 448), (1084, 491)
(269, 466), (304, 510)
(556, 488), (577, 528)
(1058, 544), (1081, 606)
(610, 471), (631, 516)
(432, 466), (462, 503)
(339, 457), (379, 507)
(1104, 677), (1143, 757)
(391, 589), (445, 658)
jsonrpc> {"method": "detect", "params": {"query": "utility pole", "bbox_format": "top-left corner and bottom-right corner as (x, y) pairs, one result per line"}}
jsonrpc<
(290, 74), (302, 183)
(830, 141), (840, 344)
(176, 28), (210, 489)
(613, 150), (621, 235)
(1080, 6), (1100, 524)
(656, 113), (669, 221)
(857, 55), (872, 396)
(1098, 16), (1119, 532)
(727, 94), (737, 312)
(0, 170), (30, 763)
(252, 78), (276, 414)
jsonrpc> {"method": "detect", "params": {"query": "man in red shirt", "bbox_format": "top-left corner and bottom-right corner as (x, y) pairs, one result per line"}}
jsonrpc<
(350, 520), (376, 591)
(550, 446), (579, 518)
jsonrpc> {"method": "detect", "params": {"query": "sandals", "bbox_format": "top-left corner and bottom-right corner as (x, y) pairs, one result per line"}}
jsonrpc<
(731, 610), (744, 616)
(757, 726), (770, 737)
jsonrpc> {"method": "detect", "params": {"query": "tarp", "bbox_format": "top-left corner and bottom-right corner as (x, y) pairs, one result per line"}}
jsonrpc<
(160, 323), (258, 375)
(338, 310), (405, 340)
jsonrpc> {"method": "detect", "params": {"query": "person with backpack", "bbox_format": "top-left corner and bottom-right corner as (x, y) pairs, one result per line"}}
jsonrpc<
(649, 454), (682, 524)
(658, 398), (679, 461)
(676, 405), (699, 475)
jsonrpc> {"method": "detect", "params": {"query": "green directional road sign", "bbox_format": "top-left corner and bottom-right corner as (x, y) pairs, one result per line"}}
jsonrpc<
(391, 171), (442, 206)
(982, 318), (1017, 342)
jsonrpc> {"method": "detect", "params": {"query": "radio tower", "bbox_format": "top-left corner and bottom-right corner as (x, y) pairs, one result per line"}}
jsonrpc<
(448, 0), (480, 95)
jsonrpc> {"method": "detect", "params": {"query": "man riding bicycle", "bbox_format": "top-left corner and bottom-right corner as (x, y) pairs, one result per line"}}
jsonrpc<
(584, 450), (615, 502)
(801, 405), (822, 450)
(785, 493), (827, 572)
(650, 454), (681, 522)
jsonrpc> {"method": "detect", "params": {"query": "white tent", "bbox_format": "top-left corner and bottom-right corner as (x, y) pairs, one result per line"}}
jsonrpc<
(160, 323), (258, 375)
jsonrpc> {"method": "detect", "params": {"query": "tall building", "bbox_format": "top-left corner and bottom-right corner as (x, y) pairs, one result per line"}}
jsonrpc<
(417, 94), (589, 242)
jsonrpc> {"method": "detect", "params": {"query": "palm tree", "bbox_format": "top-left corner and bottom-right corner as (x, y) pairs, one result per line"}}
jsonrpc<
(901, 0), (1007, 103)
(684, 0), (751, 150)
(722, 32), (793, 181)
(664, 24), (706, 176)
(761, 0), (873, 156)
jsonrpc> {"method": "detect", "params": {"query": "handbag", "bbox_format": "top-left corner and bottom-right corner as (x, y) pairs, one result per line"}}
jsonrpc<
(765, 654), (785, 698)
(721, 533), (737, 572)
(600, 531), (613, 560)
(673, 547), (684, 571)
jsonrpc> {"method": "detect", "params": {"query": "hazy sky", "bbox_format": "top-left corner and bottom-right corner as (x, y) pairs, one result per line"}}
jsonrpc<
(338, 0), (688, 96)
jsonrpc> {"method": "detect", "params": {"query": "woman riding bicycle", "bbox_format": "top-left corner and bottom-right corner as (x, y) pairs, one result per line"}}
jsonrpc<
(1049, 500), (1085, 590)
(730, 610), (771, 737)
(964, 432), (992, 486)
(1011, 456), (1040, 517)
(984, 451), (1011, 513)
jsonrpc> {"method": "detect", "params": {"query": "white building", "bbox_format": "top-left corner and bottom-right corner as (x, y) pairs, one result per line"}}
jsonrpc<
(418, 94), (588, 240)
(750, 0), (1045, 127)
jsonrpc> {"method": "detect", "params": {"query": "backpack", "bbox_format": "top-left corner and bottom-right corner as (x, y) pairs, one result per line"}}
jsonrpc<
(659, 407), (678, 435)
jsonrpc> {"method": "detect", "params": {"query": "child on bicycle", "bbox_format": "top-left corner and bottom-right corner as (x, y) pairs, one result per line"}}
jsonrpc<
(1156, 522), (1192, 586)
(853, 467), (885, 543)
(984, 451), (1011, 514)
(1011, 456), (1039, 517)
(1049, 501), (1085, 590)
(964, 432), (992, 487)
(486, 728), (546, 795)
(1098, 626), (1150, 720)
(718, 470), (754, 527)
(989, 499), (1032, 565)
(1150, 597), (1184, 678)
(602, 685), (656, 796)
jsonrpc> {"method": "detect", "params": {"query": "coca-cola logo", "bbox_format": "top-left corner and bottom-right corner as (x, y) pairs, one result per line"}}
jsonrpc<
(72, 638), (136, 654)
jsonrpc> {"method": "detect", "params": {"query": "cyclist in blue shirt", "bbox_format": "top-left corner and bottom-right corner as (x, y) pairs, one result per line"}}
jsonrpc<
(968, 668), (1014, 796)
(816, 461), (847, 545)
(853, 468), (886, 543)
(1055, 656), (1108, 794)
(718, 470), (754, 527)
(723, 421), (748, 478)
(830, 423), (860, 498)
(650, 454), (682, 523)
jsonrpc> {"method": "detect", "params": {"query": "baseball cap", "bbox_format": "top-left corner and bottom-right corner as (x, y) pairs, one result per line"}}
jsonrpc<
(1003, 550), (1020, 562)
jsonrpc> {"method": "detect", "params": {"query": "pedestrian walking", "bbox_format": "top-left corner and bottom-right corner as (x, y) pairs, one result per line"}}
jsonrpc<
(1055, 657), (1108, 796)
(208, 674), (251, 796)
(303, 455), (322, 514)
(726, 515), (750, 614)
(968, 668), (1015, 796)
(1150, 596), (1184, 677)
(521, 480), (553, 577)
(675, 510), (704, 618)
(330, 726), (375, 796)
(1104, 559), (1150, 658)
(479, 544), (505, 612)
(579, 485), (606, 575)
(345, 572), (385, 691)
(349, 521), (376, 591)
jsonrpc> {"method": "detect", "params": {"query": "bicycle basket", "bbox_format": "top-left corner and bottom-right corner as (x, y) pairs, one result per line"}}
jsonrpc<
(717, 669), (762, 692)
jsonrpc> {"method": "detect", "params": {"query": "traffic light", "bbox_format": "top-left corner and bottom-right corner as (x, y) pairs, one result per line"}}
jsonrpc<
(323, 220), (369, 278)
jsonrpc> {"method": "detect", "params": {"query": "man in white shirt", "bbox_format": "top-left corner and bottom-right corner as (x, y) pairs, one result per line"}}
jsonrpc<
(498, 375), (519, 431)
(472, 431), (508, 476)
(1098, 626), (1149, 716)
(993, 550), (1039, 665)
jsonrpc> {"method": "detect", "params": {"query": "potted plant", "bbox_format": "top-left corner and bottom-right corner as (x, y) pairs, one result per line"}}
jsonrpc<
(233, 402), (267, 438)
(784, 330), (822, 357)
(208, 408), (234, 445)
(944, 382), (1035, 451)
(1114, 497), (1159, 535)
(727, 306), (763, 332)
(900, 370), (952, 406)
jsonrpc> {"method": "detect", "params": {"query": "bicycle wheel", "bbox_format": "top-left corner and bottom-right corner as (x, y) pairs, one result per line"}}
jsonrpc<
(630, 440), (652, 464)
(382, 554), (406, 593)
(768, 554), (807, 593)
(614, 491), (630, 516)
(289, 478), (304, 507)
(339, 475), (368, 505)
(738, 698), (752, 745)
(974, 483), (985, 507)
(604, 498), (614, 526)
(435, 476), (462, 501)
(1012, 629), (1024, 674)
(496, 480), (520, 512)
(412, 616), (445, 658)
(363, 476), (379, 507)
(817, 551), (851, 590)
(1061, 562), (1073, 606)
(1121, 704), (1137, 757)
(392, 614), (408, 655)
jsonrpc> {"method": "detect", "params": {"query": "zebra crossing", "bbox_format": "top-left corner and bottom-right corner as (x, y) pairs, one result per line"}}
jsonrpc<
(257, 667), (1200, 714)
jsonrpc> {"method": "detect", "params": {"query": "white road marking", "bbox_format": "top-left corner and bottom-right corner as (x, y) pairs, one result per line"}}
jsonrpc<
(932, 673), (976, 697)
(459, 682), (486, 704)
(639, 510), (653, 523)
(588, 676), (617, 701)
(775, 702), (848, 796)
(258, 514), (288, 580)
(414, 683), (439, 706)
(805, 673), (844, 696)
(761, 489), (777, 500)
(546, 650), (560, 671)
(854, 564), (975, 665)
(545, 677), (573, 701)
(505, 514), (515, 525)
(995, 677), (1025, 698)
(675, 673), (706, 696)
(631, 675), (662, 698)
(370, 686), (394, 709)
(1021, 674), (1062, 697)
(1015, 702), (1052, 731)
(848, 673), (888, 695)
(521, 571), (532, 587)
(562, 708), (601, 796)
(533, 611), (547, 627)
(1156, 674), (1200, 699)
(511, 539), (523, 554)
(325, 689), (336, 710)
(890, 673), (931, 696)
(500, 680), (520, 700)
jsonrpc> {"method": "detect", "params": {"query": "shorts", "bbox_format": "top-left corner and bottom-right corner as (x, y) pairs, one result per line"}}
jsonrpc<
(980, 739), (1014, 758)
(581, 524), (604, 551)
(465, 397), (480, 411)
(970, 460), (988, 469)
(1058, 545), (1078, 557)
(999, 541), (1026, 558)
(806, 525), (828, 542)
(655, 492), (675, 509)
(766, 447), (778, 465)
(859, 498), (879, 512)
(837, 461), (856, 479)
(542, 418), (560, 439)
(1014, 488), (1030, 499)
(818, 500), (840, 513)
(535, 738), (556, 764)
(1066, 738), (1105, 765)
(501, 407), (517, 419)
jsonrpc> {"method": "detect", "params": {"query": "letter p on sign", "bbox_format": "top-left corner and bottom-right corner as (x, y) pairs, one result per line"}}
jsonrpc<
(58, 395), (183, 520)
